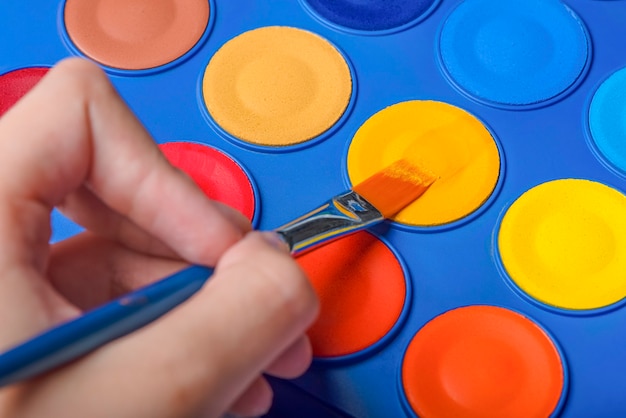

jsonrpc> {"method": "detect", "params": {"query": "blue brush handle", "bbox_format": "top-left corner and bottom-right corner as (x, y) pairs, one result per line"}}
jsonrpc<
(0, 265), (213, 387)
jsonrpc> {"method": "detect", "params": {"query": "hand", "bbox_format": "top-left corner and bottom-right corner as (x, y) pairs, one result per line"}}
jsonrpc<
(0, 59), (319, 417)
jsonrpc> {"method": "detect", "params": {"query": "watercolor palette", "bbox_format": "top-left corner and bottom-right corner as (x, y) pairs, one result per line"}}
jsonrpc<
(2, 0), (626, 416)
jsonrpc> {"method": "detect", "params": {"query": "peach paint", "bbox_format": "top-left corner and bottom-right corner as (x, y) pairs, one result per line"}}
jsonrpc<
(64, 0), (209, 70)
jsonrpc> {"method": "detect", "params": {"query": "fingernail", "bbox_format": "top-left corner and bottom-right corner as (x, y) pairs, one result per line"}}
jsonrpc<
(215, 202), (253, 233)
(259, 231), (291, 253)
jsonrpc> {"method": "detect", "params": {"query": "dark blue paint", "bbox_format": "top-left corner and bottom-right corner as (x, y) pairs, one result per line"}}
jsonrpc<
(303, 0), (438, 31)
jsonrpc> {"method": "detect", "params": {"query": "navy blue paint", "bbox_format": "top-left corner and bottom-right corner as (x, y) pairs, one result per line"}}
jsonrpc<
(303, 0), (437, 31)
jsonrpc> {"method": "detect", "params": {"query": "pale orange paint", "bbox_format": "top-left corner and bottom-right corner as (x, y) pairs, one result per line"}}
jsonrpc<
(202, 26), (352, 147)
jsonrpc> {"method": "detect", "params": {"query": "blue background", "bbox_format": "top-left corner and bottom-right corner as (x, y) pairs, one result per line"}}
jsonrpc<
(2, 0), (626, 416)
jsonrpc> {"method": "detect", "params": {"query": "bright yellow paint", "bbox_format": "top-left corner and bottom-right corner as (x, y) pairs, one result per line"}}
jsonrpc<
(202, 26), (352, 147)
(498, 179), (626, 310)
(347, 100), (500, 226)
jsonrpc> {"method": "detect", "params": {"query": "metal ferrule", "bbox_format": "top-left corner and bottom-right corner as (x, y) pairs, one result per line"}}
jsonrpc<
(275, 190), (384, 255)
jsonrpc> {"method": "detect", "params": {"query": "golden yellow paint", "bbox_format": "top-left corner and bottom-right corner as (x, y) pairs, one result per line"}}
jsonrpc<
(347, 100), (500, 226)
(498, 179), (626, 310)
(202, 26), (352, 147)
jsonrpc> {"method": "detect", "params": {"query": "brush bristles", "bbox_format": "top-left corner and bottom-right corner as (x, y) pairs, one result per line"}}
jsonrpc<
(352, 159), (436, 218)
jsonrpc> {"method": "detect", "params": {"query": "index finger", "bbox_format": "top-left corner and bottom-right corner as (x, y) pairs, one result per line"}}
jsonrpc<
(0, 58), (247, 269)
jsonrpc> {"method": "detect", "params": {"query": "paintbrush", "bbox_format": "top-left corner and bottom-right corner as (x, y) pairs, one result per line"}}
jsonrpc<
(0, 159), (435, 387)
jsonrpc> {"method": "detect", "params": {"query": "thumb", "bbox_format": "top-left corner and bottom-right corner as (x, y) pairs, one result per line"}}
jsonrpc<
(12, 232), (319, 418)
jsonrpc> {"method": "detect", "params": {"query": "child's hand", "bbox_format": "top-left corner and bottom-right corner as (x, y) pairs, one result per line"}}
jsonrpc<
(0, 58), (318, 417)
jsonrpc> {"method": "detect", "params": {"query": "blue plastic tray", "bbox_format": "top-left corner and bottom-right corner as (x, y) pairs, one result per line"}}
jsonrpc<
(2, 1), (626, 416)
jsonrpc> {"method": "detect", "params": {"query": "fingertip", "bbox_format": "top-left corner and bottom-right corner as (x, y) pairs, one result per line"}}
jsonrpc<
(258, 231), (290, 253)
(173, 202), (250, 267)
(265, 335), (313, 379)
(52, 57), (104, 77)
(226, 377), (273, 418)
(214, 201), (253, 234)
(45, 58), (111, 97)
(218, 231), (320, 327)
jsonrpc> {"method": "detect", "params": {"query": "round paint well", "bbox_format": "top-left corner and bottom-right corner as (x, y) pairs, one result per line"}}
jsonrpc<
(438, 0), (589, 107)
(64, 0), (210, 71)
(202, 26), (353, 149)
(498, 179), (626, 311)
(300, 0), (439, 33)
(296, 231), (408, 359)
(589, 67), (626, 175)
(346, 100), (501, 227)
(401, 305), (566, 418)
(0, 67), (49, 116)
(159, 142), (257, 223)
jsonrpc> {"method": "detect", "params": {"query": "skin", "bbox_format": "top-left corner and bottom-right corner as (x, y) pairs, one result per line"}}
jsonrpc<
(0, 58), (319, 418)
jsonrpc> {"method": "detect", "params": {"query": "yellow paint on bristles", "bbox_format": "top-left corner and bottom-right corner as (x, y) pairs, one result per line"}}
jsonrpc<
(353, 159), (437, 218)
